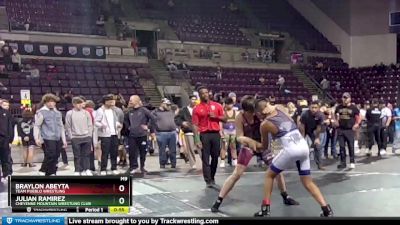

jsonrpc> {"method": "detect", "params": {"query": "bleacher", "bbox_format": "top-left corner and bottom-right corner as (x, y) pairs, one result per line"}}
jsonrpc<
(5, 0), (106, 35)
(0, 59), (152, 105)
(190, 66), (311, 103)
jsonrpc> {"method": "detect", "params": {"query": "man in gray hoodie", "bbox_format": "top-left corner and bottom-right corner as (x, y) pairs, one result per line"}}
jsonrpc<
(65, 97), (94, 176)
(34, 94), (67, 176)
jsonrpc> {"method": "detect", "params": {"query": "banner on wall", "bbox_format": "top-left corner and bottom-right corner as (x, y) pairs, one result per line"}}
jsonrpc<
(5, 41), (106, 59)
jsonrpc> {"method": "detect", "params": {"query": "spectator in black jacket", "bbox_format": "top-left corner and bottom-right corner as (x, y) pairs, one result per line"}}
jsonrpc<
(0, 99), (14, 180)
(175, 95), (198, 169)
(123, 95), (156, 175)
(17, 109), (36, 168)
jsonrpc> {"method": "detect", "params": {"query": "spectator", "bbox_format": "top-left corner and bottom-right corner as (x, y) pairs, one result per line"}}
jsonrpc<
(65, 97), (94, 176)
(379, 99), (392, 156)
(18, 109), (36, 168)
(84, 100), (97, 172)
(299, 101), (326, 170)
(1, 45), (12, 71)
(64, 90), (73, 104)
(95, 94), (122, 175)
(167, 59), (177, 72)
(228, 92), (240, 110)
(177, 61), (188, 70)
(175, 95), (198, 169)
(320, 77), (330, 98)
(168, 0), (175, 7)
(229, 2), (238, 12)
(256, 49), (263, 62)
(335, 81), (341, 91)
(243, 49), (249, 62)
(24, 18), (30, 31)
(271, 49), (276, 63)
(23, 64), (40, 79)
(0, 99), (14, 180)
(335, 92), (360, 169)
(216, 67), (222, 80)
(34, 94), (67, 176)
(123, 95), (156, 174)
(11, 49), (21, 71)
(152, 98), (178, 169)
(0, 82), (7, 92)
(131, 38), (138, 56)
(316, 61), (324, 70)
(276, 75), (285, 92)
(259, 76), (266, 85)
(96, 15), (105, 27)
(393, 103), (400, 154)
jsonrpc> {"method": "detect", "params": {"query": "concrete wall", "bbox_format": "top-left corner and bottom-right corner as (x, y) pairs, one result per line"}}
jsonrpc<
(288, 0), (351, 64)
(350, 0), (391, 35)
(289, 0), (398, 67)
(311, 0), (351, 34)
(350, 33), (397, 67)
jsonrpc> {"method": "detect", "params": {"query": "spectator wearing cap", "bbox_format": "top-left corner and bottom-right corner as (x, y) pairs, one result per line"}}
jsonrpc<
(192, 86), (226, 188)
(335, 92), (360, 169)
(65, 97), (94, 176)
(379, 99), (392, 155)
(123, 95), (156, 174)
(152, 98), (178, 169)
(34, 94), (67, 176)
(95, 94), (122, 175)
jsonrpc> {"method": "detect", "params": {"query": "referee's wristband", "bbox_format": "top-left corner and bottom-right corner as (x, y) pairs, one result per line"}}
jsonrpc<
(194, 135), (201, 143)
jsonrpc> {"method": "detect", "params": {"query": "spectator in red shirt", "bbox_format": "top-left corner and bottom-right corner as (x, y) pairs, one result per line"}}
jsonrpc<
(192, 86), (226, 188)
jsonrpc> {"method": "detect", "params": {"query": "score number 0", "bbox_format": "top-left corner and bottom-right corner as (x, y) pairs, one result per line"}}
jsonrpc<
(118, 176), (128, 205)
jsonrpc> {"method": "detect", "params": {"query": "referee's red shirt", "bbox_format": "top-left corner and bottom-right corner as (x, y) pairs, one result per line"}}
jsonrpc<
(192, 101), (224, 133)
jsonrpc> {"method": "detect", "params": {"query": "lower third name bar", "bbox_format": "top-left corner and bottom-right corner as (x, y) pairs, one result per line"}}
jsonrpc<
(12, 207), (109, 213)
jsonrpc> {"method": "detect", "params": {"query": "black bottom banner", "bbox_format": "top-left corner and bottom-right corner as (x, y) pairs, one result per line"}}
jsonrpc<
(66, 217), (400, 225)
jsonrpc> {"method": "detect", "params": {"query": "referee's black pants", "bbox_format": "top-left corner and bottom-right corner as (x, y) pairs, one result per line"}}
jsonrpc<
(200, 132), (221, 184)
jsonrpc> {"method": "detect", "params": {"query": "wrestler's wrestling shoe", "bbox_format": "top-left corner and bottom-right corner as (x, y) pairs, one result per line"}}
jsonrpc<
(211, 201), (220, 213)
(283, 196), (300, 205)
(254, 205), (270, 217)
(320, 204), (333, 217)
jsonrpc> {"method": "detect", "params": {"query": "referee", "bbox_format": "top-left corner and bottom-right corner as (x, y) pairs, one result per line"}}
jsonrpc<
(192, 86), (226, 188)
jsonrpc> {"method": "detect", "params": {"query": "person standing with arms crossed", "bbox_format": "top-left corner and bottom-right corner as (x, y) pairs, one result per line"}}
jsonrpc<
(192, 86), (226, 188)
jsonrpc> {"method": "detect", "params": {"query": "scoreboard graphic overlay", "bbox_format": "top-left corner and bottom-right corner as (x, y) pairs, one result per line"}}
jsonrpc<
(9, 176), (132, 213)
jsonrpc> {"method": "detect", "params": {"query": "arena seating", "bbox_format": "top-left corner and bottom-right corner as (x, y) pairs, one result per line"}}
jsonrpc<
(247, 0), (339, 53)
(190, 67), (311, 103)
(307, 56), (349, 69)
(304, 61), (399, 104)
(134, 0), (251, 45)
(5, 0), (106, 35)
(0, 59), (150, 105)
